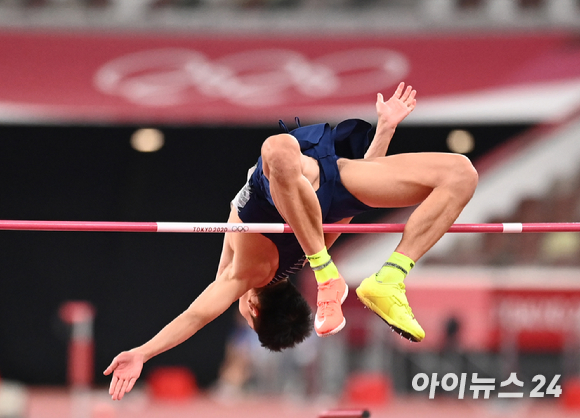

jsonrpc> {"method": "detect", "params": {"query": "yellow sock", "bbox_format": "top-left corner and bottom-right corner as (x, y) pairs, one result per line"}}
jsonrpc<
(307, 247), (339, 283)
(375, 252), (415, 284)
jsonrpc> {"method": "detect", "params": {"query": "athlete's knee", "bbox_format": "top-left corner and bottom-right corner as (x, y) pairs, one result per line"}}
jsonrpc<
(261, 134), (301, 179)
(446, 154), (478, 201)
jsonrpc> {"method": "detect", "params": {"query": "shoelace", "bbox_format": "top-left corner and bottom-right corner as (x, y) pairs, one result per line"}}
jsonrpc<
(395, 283), (415, 318)
(317, 281), (341, 320)
(372, 277), (417, 321)
(317, 280), (341, 301)
(316, 300), (337, 319)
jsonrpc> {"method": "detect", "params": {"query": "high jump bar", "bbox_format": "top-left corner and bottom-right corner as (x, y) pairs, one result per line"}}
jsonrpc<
(0, 220), (579, 234)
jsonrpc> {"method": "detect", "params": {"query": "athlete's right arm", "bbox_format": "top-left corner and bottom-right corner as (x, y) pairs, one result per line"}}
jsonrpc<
(104, 264), (248, 400)
(364, 82), (417, 159)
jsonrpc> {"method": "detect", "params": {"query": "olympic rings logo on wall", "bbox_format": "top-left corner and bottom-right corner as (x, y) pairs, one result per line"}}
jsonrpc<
(94, 48), (410, 108)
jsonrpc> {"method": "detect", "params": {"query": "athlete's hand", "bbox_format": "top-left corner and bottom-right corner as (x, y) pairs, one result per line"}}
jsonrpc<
(376, 82), (417, 129)
(104, 350), (144, 400)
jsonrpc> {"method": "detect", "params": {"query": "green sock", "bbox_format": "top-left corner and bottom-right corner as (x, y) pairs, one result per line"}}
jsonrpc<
(375, 252), (415, 284)
(307, 247), (339, 283)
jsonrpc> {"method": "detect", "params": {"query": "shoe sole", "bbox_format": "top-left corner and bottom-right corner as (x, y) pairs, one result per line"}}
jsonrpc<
(355, 287), (423, 343)
(315, 317), (346, 337)
(315, 285), (349, 337)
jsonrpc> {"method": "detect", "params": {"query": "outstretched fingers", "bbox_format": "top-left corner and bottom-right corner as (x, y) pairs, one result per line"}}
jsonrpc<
(400, 84), (416, 106)
(107, 375), (137, 400)
(400, 85), (412, 101)
(392, 81), (405, 99)
(109, 375), (119, 397)
(406, 90), (417, 110)
(372, 82), (418, 138)
(387, 82), (417, 106)
(126, 378), (137, 393)
(119, 379), (131, 400)
(110, 376), (131, 400)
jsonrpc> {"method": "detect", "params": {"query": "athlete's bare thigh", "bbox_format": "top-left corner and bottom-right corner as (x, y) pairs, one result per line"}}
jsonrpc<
(337, 153), (464, 209)
(301, 154), (320, 190)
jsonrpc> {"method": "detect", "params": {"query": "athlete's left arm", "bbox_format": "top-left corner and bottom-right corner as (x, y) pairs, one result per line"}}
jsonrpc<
(364, 82), (417, 159)
(325, 217), (354, 250)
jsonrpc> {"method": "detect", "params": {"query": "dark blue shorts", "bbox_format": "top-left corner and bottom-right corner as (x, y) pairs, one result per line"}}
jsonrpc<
(232, 119), (374, 283)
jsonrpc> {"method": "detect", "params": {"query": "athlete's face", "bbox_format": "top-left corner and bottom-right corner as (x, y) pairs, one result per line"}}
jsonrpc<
(239, 289), (259, 330)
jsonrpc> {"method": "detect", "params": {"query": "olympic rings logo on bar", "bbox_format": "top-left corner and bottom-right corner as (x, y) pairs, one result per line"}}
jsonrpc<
(231, 225), (250, 233)
(94, 47), (409, 107)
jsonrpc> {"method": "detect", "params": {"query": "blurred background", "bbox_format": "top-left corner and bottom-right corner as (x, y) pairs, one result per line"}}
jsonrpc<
(1, 1), (580, 417)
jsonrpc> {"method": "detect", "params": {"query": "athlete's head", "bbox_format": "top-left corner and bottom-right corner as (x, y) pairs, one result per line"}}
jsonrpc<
(239, 279), (313, 352)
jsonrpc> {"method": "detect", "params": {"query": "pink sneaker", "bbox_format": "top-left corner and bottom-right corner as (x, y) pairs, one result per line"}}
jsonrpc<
(314, 277), (348, 337)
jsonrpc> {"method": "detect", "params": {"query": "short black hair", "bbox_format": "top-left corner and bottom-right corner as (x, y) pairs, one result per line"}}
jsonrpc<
(253, 280), (313, 352)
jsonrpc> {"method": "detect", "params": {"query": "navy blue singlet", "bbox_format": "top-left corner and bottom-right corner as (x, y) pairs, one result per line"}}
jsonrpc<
(233, 119), (374, 284)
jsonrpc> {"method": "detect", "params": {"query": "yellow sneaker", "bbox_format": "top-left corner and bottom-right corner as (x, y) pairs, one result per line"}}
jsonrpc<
(356, 275), (425, 342)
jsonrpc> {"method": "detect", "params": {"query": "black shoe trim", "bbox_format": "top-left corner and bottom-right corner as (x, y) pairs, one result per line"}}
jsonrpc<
(382, 262), (408, 275)
(311, 258), (333, 271)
